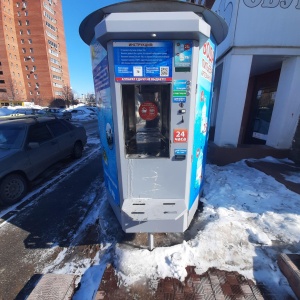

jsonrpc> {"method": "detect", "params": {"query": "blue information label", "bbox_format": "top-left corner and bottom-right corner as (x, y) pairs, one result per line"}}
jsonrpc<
(174, 149), (187, 155)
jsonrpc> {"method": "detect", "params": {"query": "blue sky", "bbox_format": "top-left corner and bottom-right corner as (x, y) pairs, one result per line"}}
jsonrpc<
(62, 0), (125, 97)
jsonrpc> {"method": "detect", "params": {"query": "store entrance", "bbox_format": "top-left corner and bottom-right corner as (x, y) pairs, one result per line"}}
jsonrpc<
(244, 70), (280, 144)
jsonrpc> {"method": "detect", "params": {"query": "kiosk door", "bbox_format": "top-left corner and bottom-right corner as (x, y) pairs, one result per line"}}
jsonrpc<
(122, 84), (170, 158)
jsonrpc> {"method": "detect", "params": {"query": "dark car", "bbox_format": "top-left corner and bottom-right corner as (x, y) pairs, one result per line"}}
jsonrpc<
(0, 116), (87, 205)
(38, 108), (72, 120)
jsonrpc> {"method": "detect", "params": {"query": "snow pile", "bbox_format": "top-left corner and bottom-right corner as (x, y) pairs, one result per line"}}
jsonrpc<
(46, 156), (300, 299)
(111, 159), (300, 298)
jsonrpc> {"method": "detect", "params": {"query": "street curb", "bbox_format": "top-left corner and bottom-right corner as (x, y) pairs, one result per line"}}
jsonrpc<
(278, 253), (300, 299)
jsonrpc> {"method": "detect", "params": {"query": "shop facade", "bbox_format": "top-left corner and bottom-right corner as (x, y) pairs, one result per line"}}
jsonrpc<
(209, 0), (300, 164)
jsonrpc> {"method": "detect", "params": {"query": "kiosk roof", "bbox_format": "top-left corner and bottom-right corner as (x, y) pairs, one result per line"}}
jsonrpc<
(79, 0), (228, 45)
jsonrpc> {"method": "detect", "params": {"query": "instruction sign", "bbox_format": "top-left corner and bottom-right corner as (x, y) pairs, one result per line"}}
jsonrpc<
(113, 41), (173, 82)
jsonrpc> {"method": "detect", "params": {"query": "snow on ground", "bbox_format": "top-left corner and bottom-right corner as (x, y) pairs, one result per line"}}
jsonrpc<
(46, 156), (300, 299)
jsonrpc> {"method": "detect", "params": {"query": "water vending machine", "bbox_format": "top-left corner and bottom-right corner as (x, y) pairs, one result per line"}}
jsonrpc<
(80, 1), (227, 233)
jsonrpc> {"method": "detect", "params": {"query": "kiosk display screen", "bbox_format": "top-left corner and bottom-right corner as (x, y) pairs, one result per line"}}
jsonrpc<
(122, 84), (170, 158)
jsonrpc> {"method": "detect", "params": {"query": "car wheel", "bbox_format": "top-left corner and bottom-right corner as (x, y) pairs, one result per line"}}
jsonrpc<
(72, 141), (83, 159)
(0, 174), (28, 205)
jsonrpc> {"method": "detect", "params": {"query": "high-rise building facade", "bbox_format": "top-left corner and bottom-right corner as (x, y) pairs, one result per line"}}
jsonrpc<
(0, 0), (70, 106)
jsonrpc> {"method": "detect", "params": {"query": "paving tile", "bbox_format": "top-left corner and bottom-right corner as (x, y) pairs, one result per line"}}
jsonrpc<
(96, 265), (264, 300)
(27, 274), (76, 300)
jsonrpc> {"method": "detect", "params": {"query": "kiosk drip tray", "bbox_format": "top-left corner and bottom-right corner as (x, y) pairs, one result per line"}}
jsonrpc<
(122, 198), (186, 221)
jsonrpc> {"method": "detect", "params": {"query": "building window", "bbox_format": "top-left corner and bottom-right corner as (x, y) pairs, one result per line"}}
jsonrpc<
(21, 39), (24, 44)
(27, 29), (31, 35)
(26, 74), (30, 79)
(20, 29), (23, 35)
(53, 82), (62, 88)
(28, 38), (32, 44)
(46, 21), (56, 32)
(24, 10), (28, 16)
(34, 74), (38, 79)
(16, 2), (20, 7)
(25, 20), (29, 25)
(48, 40), (57, 48)
(46, 31), (57, 40)
(50, 57), (60, 65)
(31, 57), (35, 62)
(51, 66), (61, 73)
(44, 2), (54, 14)
(53, 74), (62, 80)
(28, 82), (31, 87)
(17, 11), (21, 16)
(44, 11), (56, 23)
(25, 65), (29, 70)
(29, 48), (33, 53)
(49, 49), (58, 57)
(18, 20), (22, 26)
(22, 48), (26, 53)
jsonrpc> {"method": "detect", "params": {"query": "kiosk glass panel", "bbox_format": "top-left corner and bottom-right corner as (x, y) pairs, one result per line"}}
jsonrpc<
(122, 84), (170, 158)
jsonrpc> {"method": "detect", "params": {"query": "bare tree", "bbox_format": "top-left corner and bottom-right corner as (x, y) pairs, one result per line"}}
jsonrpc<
(61, 85), (73, 108)
(4, 79), (19, 103)
(86, 93), (96, 106)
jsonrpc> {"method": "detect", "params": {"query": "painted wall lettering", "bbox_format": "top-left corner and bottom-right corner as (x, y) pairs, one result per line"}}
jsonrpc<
(203, 42), (215, 64)
(215, 0), (234, 26)
(243, 0), (300, 9)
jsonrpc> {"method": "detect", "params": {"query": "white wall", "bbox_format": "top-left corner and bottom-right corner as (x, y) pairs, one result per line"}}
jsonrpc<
(235, 0), (300, 48)
(214, 54), (252, 146)
(267, 57), (300, 148)
(213, 0), (300, 58)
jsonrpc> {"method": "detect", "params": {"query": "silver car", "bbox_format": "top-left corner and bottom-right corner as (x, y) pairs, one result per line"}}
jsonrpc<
(38, 108), (72, 121)
(0, 116), (87, 205)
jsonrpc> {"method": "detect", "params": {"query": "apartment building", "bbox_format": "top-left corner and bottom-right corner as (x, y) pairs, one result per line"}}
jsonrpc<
(0, 0), (70, 106)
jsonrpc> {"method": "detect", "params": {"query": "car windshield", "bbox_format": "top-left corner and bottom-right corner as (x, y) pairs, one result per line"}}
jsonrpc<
(0, 125), (26, 149)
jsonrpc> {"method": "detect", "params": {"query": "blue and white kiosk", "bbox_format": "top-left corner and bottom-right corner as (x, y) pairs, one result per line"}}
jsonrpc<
(80, 1), (227, 236)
